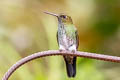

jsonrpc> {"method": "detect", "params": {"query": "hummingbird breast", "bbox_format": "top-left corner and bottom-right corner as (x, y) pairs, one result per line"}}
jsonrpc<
(57, 25), (76, 51)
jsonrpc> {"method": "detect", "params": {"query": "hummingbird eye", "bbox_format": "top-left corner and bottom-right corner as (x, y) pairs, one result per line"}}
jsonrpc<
(60, 15), (67, 19)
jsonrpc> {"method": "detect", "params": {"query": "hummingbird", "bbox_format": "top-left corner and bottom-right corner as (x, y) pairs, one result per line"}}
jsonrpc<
(44, 11), (79, 77)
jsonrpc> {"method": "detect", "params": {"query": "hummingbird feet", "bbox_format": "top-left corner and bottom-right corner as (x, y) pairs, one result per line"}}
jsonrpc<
(59, 45), (66, 52)
(71, 50), (76, 53)
(59, 49), (63, 52)
(69, 45), (76, 53)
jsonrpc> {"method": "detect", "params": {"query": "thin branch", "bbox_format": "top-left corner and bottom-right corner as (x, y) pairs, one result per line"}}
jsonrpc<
(2, 50), (120, 80)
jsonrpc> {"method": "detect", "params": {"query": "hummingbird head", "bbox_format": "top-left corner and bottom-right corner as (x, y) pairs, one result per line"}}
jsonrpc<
(59, 14), (73, 24)
(44, 11), (73, 24)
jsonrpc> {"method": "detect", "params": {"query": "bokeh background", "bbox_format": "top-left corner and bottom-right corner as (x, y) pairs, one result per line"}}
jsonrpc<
(0, 0), (120, 80)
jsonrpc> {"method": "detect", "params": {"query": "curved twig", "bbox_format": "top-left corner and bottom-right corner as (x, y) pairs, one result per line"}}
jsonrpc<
(2, 50), (120, 80)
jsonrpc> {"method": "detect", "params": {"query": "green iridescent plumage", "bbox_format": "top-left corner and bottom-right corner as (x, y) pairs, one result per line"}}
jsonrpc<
(65, 25), (77, 41)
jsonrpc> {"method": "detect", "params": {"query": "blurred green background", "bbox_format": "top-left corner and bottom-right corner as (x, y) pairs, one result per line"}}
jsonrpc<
(0, 0), (120, 80)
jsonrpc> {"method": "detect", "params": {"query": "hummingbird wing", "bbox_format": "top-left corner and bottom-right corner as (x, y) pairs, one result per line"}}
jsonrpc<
(75, 31), (79, 50)
(56, 31), (59, 46)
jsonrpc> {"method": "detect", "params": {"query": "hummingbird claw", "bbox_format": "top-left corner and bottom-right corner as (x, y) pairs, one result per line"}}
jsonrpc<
(71, 50), (75, 53)
(59, 49), (63, 52)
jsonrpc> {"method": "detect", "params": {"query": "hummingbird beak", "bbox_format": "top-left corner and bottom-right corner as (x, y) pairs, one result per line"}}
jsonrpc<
(44, 11), (58, 17)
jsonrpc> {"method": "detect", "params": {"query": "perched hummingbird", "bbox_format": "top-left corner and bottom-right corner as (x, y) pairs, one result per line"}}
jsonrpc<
(44, 12), (79, 77)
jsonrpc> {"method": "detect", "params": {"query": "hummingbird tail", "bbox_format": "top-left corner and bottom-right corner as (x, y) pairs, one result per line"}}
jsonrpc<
(72, 57), (76, 77)
(64, 57), (77, 77)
